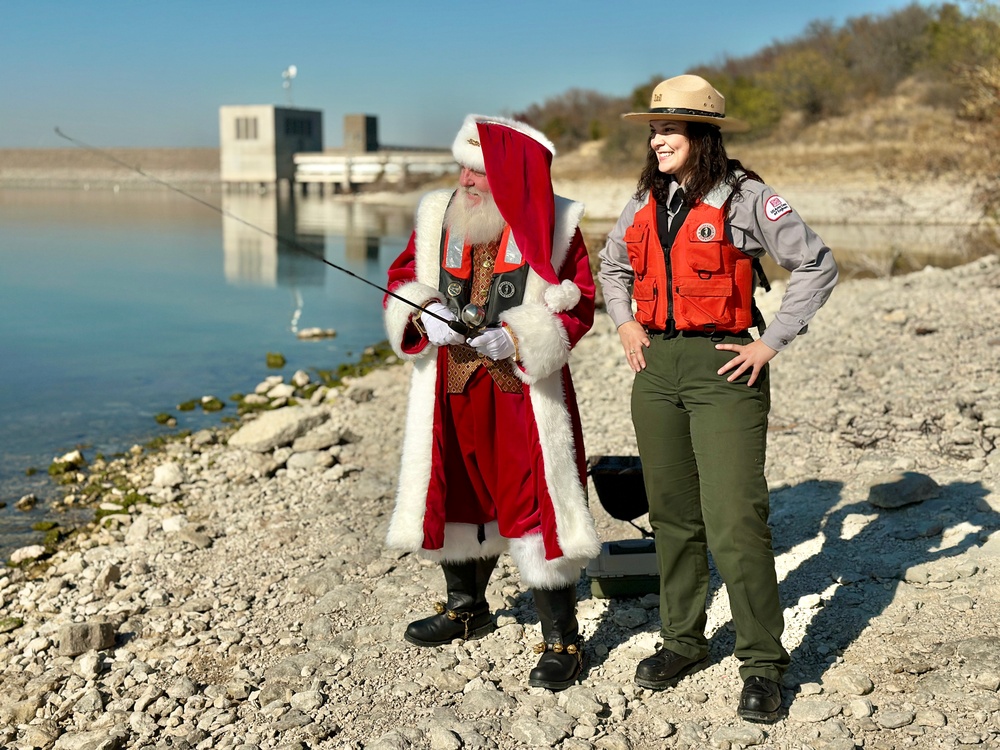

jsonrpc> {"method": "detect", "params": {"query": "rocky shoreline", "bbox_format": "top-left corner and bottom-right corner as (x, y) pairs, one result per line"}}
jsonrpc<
(2, 256), (999, 749)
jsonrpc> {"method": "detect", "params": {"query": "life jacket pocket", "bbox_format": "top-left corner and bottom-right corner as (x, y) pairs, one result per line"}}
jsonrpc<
(673, 276), (737, 329)
(633, 276), (657, 302)
(624, 224), (649, 277)
(632, 277), (658, 324)
(683, 238), (724, 274)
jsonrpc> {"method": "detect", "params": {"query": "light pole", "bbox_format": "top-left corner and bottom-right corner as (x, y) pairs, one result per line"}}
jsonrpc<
(282, 65), (297, 107)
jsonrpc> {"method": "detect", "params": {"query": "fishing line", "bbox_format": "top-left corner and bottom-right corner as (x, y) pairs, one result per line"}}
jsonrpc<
(53, 127), (477, 334)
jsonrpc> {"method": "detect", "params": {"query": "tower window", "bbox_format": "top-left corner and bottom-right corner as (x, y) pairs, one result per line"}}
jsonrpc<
(236, 117), (259, 140)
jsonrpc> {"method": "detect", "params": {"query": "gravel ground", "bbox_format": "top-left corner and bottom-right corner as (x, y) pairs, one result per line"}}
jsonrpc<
(1, 255), (999, 750)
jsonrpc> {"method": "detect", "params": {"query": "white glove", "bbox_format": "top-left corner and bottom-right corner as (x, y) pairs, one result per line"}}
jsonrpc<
(467, 327), (516, 360)
(420, 302), (465, 347)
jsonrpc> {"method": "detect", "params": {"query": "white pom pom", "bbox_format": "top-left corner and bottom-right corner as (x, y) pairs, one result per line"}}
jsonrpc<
(543, 280), (581, 313)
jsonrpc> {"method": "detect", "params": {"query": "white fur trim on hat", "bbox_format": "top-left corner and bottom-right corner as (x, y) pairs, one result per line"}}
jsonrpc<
(451, 114), (556, 172)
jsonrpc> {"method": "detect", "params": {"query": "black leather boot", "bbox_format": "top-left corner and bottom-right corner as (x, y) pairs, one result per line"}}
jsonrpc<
(528, 586), (585, 691)
(404, 556), (498, 647)
(737, 676), (783, 723)
(634, 646), (709, 690)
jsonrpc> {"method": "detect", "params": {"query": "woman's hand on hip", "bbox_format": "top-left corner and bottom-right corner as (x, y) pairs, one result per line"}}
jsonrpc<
(715, 338), (778, 386)
(617, 321), (650, 373)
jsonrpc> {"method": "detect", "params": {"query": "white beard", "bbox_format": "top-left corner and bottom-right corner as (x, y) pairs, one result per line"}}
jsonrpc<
(445, 188), (507, 245)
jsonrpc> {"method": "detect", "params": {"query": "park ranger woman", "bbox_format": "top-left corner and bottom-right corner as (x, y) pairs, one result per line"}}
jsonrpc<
(598, 74), (838, 722)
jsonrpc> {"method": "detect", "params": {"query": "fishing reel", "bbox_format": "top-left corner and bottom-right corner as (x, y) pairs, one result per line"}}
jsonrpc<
(447, 303), (487, 338)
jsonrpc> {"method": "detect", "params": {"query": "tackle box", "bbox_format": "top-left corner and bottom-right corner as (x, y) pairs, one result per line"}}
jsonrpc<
(586, 538), (659, 598)
(586, 455), (659, 599)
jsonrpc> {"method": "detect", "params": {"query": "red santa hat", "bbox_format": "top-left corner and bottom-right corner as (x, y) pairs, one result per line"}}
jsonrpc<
(451, 115), (560, 285)
(451, 114), (555, 172)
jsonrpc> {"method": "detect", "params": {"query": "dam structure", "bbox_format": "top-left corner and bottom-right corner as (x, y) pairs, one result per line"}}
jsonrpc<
(219, 106), (456, 194)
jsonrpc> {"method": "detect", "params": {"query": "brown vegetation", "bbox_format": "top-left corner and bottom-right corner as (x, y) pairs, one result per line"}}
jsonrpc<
(530, 1), (1000, 236)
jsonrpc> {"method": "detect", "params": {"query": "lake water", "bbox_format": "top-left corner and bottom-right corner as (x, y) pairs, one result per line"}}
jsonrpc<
(0, 188), (413, 561)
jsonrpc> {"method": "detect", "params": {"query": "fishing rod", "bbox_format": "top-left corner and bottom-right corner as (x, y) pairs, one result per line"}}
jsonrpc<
(53, 127), (485, 336)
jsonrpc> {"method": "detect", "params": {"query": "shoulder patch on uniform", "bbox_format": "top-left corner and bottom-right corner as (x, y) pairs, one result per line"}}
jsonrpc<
(765, 195), (792, 222)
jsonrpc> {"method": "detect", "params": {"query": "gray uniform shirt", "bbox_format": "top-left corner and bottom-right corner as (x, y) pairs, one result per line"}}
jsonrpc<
(598, 178), (838, 352)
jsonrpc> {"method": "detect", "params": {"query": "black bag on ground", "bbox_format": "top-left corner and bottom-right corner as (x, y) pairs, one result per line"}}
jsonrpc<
(587, 455), (649, 523)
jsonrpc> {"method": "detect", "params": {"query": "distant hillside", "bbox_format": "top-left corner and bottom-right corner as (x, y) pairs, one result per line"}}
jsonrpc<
(542, 1), (1000, 243)
(552, 77), (985, 184)
(520, 3), (999, 162)
(0, 148), (219, 188)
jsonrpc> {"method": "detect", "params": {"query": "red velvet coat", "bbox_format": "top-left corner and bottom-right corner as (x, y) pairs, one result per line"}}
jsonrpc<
(383, 189), (601, 588)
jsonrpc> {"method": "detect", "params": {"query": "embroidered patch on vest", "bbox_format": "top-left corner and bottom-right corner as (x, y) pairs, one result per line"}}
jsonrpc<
(447, 281), (463, 297)
(497, 280), (516, 299)
(696, 223), (717, 241)
(765, 195), (792, 221)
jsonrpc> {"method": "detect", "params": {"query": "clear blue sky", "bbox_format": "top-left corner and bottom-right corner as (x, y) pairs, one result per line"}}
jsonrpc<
(1, 0), (930, 150)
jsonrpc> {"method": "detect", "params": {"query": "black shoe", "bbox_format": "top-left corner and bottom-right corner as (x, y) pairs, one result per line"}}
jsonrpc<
(528, 587), (585, 691)
(737, 676), (783, 723)
(634, 647), (709, 689)
(404, 557), (499, 647)
(404, 603), (496, 647)
(528, 639), (588, 691)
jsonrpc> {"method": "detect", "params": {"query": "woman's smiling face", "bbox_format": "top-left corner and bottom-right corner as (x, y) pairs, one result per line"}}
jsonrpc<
(649, 119), (692, 183)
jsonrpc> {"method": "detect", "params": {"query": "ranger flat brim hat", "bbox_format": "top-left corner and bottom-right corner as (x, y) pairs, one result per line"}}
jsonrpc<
(622, 74), (750, 133)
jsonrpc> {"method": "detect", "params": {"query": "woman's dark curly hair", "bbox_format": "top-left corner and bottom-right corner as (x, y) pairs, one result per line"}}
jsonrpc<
(634, 121), (761, 206)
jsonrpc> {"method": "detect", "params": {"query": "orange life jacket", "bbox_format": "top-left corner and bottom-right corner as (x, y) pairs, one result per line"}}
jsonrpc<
(624, 193), (754, 333)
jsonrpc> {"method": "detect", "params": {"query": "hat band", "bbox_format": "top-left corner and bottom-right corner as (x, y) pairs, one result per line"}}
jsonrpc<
(650, 107), (724, 119)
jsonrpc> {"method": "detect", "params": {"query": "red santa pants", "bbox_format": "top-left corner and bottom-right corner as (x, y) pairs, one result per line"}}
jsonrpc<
(438, 366), (544, 541)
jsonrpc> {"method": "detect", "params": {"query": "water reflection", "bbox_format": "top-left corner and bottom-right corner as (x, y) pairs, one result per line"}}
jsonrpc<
(221, 193), (415, 286)
(295, 198), (413, 235)
(221, 192), (326, 287)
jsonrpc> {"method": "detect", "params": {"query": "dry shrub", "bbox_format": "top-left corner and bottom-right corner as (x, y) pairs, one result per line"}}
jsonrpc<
(959, 63), (1000, 220)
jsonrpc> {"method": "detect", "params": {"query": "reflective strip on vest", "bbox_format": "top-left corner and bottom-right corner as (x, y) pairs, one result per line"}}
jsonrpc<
(445, 230), (466, 273)
(497, 228), (523, 272)
(444, 226), (524, 278)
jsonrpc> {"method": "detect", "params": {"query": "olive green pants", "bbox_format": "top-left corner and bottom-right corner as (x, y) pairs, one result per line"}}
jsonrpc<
(631, 331), (789, 682)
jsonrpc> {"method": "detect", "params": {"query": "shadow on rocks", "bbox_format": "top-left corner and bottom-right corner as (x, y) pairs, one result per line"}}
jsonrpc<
(579, 553), (728, 672)
(769, 476), (997, 691)
(579, 475), (999, 698)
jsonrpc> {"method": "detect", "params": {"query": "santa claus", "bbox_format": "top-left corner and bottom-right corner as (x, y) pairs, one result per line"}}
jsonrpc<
(382, 114), (600, 690)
